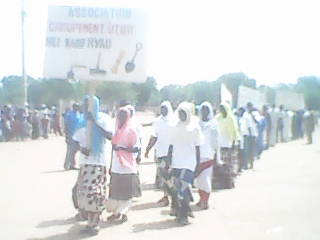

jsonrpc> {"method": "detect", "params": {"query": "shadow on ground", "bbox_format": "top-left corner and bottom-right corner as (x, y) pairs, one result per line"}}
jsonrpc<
(132, 219), (181, 232)
(37, 218), (76, 228)
(131, 201), (162, 211)
(27, 224), (92, 240)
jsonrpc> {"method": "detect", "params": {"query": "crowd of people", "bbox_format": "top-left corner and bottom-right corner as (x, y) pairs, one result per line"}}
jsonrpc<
(1, 98), (318, 235)
(62, 96), (318, 235)
(0, 104), (63, 142)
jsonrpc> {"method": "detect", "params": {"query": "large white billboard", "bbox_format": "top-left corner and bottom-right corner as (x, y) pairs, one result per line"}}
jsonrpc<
(237, 85), (266, 110)
(220, 84), (233, 105)
(44, 6), (147, 82)
(275, 90), (305, 110)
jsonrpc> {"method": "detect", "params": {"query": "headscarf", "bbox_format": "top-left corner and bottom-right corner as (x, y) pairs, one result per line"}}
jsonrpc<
(160, 101), (174, 121)
(199, 101), (214, 120)
(216, 102), (240, 141)
(112, 107), (138, 169)
(126, 104), (135, 117)
(77, 96), (105, 157)
(176, 101), (192, 125)
(125, 104), (143, 140)
(199, 101), (215, 128)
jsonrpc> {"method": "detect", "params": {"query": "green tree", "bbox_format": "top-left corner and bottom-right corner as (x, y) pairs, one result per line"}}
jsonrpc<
(0, 76), (24, 105)
(216, 72), (256, 107)
(160, 85), (186, 108)
(296, 76), (320, 110)
(96, 81), (137, 107)
(133, 77), (159, 108)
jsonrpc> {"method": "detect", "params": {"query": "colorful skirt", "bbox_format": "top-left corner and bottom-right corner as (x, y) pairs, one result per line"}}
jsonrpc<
(156, 156), (171, 193)
(169, 168), (194, 218)
(221, 147), (238, 176)
(77, 164), (107, 213)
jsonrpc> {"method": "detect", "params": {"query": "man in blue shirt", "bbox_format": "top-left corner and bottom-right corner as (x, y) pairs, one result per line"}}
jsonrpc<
(64, 102), (81, 170)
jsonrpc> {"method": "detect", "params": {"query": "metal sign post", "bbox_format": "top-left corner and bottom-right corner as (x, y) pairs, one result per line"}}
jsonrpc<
(21, 0), (27, 105)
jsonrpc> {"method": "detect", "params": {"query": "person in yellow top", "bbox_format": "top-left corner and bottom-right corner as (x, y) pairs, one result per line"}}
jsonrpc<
(216, 102), (240, 145)
(215, 102), (240, 187)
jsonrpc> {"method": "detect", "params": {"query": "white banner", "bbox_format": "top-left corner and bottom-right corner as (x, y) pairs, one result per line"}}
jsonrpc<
(220, 84), (233, 105)
(44, 6), (147, 82)
(237, 85), (266, 110)
(275, 90), (305, 110)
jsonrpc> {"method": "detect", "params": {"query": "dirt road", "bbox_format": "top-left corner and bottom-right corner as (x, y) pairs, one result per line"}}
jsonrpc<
(1, 119), (319, 240)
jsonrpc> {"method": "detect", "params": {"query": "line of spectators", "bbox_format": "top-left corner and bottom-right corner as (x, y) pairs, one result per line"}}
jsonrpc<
(0, 104), (63, 142)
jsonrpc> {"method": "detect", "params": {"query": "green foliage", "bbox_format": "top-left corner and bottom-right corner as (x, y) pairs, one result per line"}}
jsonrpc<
(160, 85), (186, 108)
(158, 81), (220, 109)
(28, 78), (77, 106)
(0, 75), (24, 105)
(0, 73), (319, 111)
(296, 76), (320, 110)
(216, 72), (256, 107)
(96, 81), (137, 106)
(133, 77), (159, 107)
(191, 81), (220, 106)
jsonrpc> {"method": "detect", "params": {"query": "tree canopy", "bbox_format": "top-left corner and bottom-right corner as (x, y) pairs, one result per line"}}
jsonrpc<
(0, 73), (319, 110)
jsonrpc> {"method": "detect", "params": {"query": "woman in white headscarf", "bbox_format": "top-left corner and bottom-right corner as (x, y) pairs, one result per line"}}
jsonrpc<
(167, 102), (203, 225)
(194, 102), (220, 210)
(145, 101), (175, 206)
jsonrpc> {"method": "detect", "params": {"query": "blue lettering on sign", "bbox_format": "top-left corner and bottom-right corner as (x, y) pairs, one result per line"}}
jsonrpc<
(87, 38), (112, 49)
(65, 38), (86, 48)
(68, 7), (132, 19)
(46, 37), (60, 48)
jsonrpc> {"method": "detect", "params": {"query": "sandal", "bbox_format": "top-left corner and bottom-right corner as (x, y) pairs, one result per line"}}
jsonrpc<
(74, 212), (88, 221)
(157, 196), (169, 207)
(120, 214), (128, 223)
(107, 213), (121, 221)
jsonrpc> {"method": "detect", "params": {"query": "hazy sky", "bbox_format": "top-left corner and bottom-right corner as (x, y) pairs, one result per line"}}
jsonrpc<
(1, 0), (319, 87)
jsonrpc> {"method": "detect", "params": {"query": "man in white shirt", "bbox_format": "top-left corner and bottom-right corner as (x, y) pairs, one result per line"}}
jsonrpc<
(145, 101), (175, 206)
(167, 102), (203, 225)
(269, 104), (279, 147)
(283, 109), (293, 142)
(244, 102), (259, 169)
(237, 107), (248, 171)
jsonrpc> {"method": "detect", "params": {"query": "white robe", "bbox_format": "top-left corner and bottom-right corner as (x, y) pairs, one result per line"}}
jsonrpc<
(283, 111), (293, 142)
(195, 108), (220, 193)
(269, 108), (279, 146)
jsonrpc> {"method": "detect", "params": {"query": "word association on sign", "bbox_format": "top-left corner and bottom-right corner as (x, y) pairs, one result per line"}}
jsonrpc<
(68, 7), (132, 19)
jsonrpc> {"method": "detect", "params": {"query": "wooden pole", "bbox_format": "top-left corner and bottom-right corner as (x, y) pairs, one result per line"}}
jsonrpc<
(86, 80), (98, 151)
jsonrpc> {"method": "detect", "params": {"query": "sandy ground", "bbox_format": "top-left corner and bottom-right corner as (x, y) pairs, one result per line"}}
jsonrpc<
(1, 113), (320, 240)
